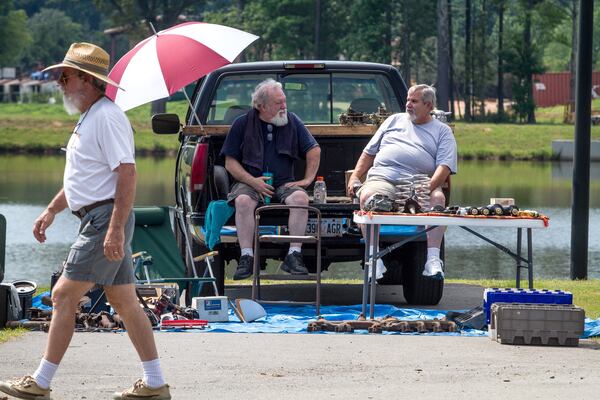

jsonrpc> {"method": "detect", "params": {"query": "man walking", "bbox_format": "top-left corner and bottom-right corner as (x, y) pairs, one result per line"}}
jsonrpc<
(0, 43), (170, 400)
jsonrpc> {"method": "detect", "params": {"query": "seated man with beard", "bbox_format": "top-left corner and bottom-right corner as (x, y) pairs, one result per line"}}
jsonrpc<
(221, 79), (321, 280)
(347, 84), (457, 281)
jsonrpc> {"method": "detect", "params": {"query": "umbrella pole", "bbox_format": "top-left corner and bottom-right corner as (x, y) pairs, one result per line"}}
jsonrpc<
(181, 88), (203, 130)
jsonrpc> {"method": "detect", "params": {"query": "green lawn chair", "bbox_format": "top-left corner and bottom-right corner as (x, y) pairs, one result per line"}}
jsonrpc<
(131, 207), (217, 305)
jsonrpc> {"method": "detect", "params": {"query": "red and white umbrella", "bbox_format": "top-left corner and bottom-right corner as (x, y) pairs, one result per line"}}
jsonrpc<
(106, 22), (258, 111)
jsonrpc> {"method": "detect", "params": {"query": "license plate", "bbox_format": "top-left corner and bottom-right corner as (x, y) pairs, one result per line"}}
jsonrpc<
(305, 218), (347, 237)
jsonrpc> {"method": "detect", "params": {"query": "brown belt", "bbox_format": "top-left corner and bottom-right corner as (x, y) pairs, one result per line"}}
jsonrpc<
(72, 199), (114, 219)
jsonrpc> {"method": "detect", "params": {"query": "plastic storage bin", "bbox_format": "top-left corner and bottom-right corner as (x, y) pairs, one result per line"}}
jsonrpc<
(490, 303), (584, 346)
(483, 288), (572, 324)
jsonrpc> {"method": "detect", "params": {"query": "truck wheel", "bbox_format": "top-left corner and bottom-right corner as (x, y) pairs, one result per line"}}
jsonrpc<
(303, 259), (331, 274)
(401, 241), (444, 305)
(376, 255), (402, 285)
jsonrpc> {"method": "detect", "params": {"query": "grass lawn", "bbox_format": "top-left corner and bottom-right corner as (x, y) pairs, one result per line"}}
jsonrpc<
(1, 99), (599, 159)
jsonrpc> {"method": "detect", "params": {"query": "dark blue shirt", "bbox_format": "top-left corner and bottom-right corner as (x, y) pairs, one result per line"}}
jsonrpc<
(220, 112), (318, 187)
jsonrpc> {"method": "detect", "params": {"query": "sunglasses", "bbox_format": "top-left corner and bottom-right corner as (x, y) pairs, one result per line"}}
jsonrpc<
(58, 72), (81, 86)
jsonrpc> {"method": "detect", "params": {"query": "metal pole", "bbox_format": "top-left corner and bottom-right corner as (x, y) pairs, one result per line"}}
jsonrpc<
(570, 0), (594, 280)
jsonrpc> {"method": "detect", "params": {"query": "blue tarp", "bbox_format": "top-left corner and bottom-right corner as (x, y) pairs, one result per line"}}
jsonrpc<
(32, 292), (600, 337)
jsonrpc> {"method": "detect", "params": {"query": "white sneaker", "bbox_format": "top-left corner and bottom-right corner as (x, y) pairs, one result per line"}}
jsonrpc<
(368, 259), (387, 282)
(422, 256), (444, 279)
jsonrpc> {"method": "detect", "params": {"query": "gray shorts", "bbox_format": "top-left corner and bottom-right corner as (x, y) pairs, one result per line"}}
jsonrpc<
(63, 203), (135, 286)
(227, 182), (307, 204)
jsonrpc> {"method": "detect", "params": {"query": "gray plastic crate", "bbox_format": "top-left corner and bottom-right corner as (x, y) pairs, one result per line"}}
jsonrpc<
(490, 303), (585, 346)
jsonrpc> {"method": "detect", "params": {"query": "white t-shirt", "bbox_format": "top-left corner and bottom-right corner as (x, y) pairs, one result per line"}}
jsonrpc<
(363, 113), (457, 184)
(64, 97), (135, 211)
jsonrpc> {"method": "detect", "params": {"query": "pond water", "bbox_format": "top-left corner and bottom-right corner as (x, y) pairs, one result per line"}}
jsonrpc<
(1, 155), (599, 284)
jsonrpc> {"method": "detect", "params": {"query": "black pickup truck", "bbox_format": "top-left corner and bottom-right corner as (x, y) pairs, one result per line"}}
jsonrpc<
(153, 60), (445, 305)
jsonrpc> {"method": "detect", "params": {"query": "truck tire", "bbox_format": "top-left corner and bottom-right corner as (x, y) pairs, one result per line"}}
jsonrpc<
(401, 241), (444, 305)
(303, 259), (331, 274)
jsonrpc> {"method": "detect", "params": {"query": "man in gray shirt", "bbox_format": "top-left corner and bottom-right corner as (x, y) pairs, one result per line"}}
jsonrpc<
(347, 84), (457, 280)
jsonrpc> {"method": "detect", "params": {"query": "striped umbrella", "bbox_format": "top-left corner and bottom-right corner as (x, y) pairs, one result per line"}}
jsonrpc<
(107, 22), (258, 111)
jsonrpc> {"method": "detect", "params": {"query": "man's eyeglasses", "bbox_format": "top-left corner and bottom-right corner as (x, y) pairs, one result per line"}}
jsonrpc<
(58, 72), (80, 86)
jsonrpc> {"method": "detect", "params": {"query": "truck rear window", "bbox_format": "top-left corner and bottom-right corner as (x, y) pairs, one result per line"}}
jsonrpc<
(206, 72), (401, 125)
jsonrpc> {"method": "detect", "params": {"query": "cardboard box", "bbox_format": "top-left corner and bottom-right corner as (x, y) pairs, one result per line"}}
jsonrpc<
(192, 296), (229, 322)
(136, 283), (179, 305)
(489, 198), (515, 206)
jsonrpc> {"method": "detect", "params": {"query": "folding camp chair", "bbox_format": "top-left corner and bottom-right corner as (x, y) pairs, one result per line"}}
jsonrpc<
(131, 206), (217, 305)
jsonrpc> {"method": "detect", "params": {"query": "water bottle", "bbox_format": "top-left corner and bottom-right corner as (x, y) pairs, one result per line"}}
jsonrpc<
(262, 172), (273, 204)
(313, 176), (327, 204)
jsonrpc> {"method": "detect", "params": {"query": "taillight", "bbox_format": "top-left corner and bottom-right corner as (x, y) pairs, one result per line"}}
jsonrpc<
(190, 143), (208, 191)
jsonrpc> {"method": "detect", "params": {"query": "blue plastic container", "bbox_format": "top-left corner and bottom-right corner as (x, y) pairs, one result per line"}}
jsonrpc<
(483, 288), (573, 324)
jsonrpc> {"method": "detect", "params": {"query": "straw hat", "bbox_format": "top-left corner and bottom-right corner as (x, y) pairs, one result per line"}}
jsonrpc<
(43, 42), (122, 89)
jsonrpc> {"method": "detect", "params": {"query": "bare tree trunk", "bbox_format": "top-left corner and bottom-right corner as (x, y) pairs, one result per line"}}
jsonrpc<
(385, 5), (392, 64)
(477, 0), (487, 117)
(437, 0), (450, 111)
(569, 0), (578, 105)
(237, 0), (246, 62)
(497, 0), (505, 119)
(314, 0), (321, 59)
(464, 0), (472, 121)
(448, 0), (456, 117)
(400, 0), (411, 85)
(524, 0), (536, 123)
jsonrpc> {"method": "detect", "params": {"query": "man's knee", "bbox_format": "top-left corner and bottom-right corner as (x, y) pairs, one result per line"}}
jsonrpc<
(285, 190), (309, 206)
(51, 278), (94, 311)
(430, 188), (446, 206)
(104, 285), (137, 312)
(235, 194), (257, 211)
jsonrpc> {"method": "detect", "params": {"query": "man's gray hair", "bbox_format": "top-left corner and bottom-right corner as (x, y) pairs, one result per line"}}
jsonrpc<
(410, 84), (436, 106)
(91, 76), (107, 93)
(252, 78), (282, 109)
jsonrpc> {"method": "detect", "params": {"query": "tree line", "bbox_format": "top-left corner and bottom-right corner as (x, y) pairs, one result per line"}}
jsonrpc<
(1, 0), (599, 123)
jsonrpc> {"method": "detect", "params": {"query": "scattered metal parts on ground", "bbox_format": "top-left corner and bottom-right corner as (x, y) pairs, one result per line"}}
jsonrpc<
(5, 320), (50, 331)
(307, 316), (457, 334)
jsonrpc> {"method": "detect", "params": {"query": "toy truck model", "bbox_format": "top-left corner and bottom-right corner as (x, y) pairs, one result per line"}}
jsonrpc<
(153, 61), (446, 305)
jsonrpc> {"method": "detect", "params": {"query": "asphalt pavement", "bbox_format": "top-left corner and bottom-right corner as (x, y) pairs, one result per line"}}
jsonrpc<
(1, 283), (598, 400)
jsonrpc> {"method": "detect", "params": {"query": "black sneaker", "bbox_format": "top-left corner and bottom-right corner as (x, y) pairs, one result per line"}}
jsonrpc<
(280, 251), (309, 275)
(233, 255), (254, 280)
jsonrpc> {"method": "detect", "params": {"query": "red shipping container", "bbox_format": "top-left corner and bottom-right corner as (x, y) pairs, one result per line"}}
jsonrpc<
(532, 71), (600, 107)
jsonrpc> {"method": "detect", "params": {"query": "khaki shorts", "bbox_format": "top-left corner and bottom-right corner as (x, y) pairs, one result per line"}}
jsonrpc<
(63, 204), (135, 286)
(357, 178), (397, 199)
(227, 182), (307, 204)
(358, 177), (445, 206)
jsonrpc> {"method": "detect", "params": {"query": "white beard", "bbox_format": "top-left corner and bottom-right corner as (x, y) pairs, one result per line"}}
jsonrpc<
(271, 111), (288, 127)
(62, 91), (83, 115)
(407, 110), (417, 122)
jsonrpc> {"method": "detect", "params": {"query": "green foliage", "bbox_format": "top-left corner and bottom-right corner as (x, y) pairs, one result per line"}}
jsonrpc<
(20, 8), (82, 69)
(339, 0), (392, 63)
(0, 5), (31, 66)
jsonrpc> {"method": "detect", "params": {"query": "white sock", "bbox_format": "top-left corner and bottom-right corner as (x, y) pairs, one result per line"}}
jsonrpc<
(32, 358), (58, 389)
(142, 359), (166, 388)
(288, 246), (301, 255)
(427, 247), (440, 259)
(241, 248), (253, 257)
